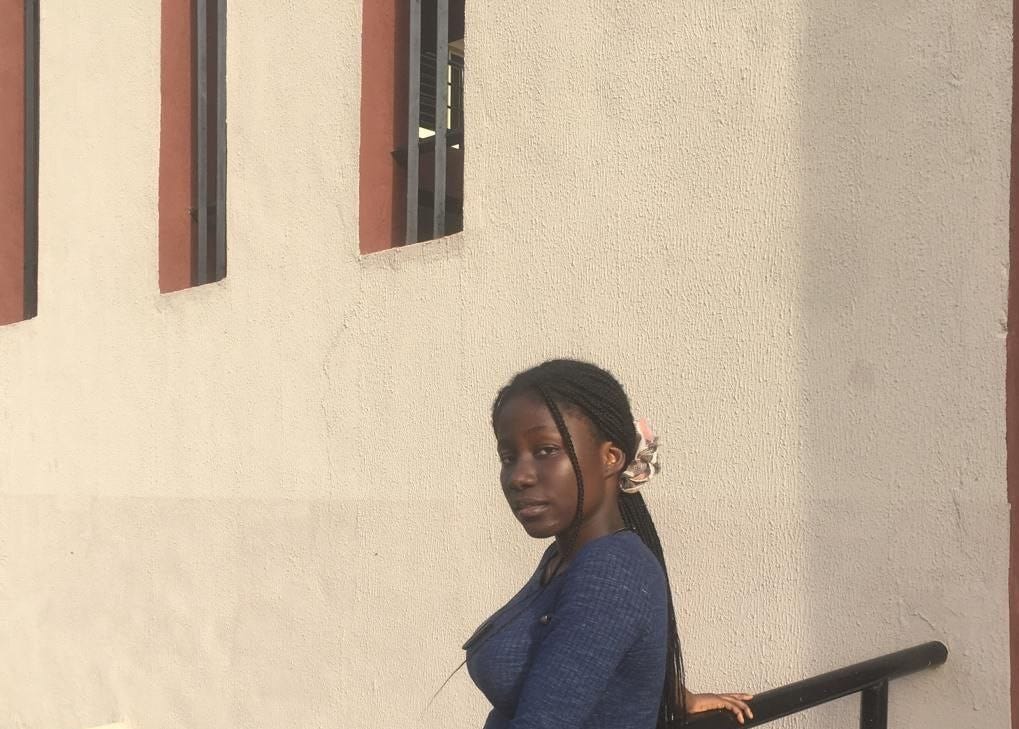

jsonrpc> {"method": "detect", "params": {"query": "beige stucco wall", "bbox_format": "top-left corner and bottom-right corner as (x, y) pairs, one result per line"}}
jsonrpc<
(0, 1), (1010, 728)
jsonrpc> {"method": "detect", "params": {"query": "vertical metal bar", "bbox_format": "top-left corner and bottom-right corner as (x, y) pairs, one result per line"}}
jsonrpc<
(214, 0), (226, 280)
(195, 0), (209, 284)
(23, 0), (39, 317)
(404, 0), (421, 245)
(859, 681), (889, 729)
(431, 0), (448, 239)
(450, 56), (463, 134)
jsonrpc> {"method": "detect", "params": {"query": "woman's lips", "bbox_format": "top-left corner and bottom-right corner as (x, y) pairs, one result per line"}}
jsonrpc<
(514, 503), (550, 519)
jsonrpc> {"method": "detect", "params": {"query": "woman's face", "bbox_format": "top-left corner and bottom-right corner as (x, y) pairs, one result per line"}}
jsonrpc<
(494, 393), (621, 540)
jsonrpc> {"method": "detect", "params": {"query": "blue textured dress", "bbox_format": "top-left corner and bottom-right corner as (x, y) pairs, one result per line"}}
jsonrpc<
(465, 530), (669, 729)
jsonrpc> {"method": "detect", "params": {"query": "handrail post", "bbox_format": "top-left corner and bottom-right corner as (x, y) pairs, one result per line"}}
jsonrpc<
(860, 680), (888, 729)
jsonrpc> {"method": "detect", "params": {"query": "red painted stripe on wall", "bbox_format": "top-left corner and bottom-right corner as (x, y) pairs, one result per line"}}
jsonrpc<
(359, 0), (409, 253)
(0, 0), (26, 323)
(159, 0), (196, 292)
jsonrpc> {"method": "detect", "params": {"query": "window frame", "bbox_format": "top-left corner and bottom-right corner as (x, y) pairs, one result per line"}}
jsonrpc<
(359, 0), (464, 254)
(159, 0), (226, 292)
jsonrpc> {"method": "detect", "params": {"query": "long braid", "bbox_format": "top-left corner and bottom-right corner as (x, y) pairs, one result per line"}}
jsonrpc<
(620, 491), (687, 726)
(492, 359), (688, 727)
(534, 384), (586, 560)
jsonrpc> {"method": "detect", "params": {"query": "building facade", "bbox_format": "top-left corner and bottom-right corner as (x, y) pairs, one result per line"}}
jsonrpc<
(0, 2), (1012, 728)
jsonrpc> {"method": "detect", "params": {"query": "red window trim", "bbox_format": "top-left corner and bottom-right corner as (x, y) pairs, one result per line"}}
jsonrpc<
(159, 0), (197, 292)
(0, 0), (32, 324)
(359, 0), (410, 254)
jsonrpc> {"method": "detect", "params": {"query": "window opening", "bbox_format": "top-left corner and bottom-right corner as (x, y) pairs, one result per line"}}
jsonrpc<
(403, 0), (465, 244)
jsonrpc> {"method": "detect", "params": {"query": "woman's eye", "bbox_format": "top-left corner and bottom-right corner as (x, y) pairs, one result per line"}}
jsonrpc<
(498, 453), (514, 465)
(536, 446), (559, 457)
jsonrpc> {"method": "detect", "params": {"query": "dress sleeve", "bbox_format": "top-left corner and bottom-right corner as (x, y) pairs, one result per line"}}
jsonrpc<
(506, 540), (655, 729)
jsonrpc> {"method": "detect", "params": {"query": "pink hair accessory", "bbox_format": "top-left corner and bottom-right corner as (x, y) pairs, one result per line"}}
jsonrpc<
(620, 418), (661, 494)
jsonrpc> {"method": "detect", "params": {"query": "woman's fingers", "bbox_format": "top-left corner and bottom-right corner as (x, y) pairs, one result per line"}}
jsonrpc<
(723, 701), (746, 725)
(720, 695), (754, 723)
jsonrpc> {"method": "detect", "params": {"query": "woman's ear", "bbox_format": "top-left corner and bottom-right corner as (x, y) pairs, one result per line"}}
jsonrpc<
(602, 443), (626, 478)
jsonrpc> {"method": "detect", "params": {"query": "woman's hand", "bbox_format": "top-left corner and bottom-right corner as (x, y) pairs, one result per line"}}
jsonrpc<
(685, 690), (755, 725)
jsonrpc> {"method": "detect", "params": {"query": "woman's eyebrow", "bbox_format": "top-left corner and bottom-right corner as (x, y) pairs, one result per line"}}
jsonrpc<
(495, 425), (559, 446)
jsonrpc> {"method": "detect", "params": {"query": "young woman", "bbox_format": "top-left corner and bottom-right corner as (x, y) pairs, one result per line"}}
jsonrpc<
(464, 360), (753, 728)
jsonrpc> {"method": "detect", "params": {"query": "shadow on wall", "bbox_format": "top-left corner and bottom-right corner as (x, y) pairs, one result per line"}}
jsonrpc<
(798, 2), (1007, 728)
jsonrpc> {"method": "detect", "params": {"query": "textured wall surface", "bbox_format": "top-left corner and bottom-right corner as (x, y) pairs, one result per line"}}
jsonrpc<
(0, 2), (1010, 728)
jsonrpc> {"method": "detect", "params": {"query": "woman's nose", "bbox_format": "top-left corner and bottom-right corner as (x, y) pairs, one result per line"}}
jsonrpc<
(507, 459), (537, 489)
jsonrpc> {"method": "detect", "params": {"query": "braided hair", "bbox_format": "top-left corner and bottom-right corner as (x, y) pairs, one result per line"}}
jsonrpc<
(491, 359), (687, 728)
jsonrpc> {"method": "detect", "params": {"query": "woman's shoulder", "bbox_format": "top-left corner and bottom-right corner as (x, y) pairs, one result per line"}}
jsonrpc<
(567, 530), (666, 591)
(574, 528), (660, 563)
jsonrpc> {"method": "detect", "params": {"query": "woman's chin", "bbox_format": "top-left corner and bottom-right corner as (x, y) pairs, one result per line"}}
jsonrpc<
(518, 519), (558, 539)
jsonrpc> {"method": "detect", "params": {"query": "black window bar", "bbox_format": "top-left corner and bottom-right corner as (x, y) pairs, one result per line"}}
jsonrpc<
(193, 0), (226, 285)
(23, 0), (39, 318)
(684, 641), (948, 729)
(404, 0), (463, 245)
(405, 0), (422, 244)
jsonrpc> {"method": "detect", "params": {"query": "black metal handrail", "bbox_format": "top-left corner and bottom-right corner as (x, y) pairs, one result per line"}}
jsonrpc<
(684, 641), (948, 729)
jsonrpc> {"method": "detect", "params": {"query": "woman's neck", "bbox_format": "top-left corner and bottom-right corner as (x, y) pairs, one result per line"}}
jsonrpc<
(555, 508), (625, 556)
(546, 508), (627, 581)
